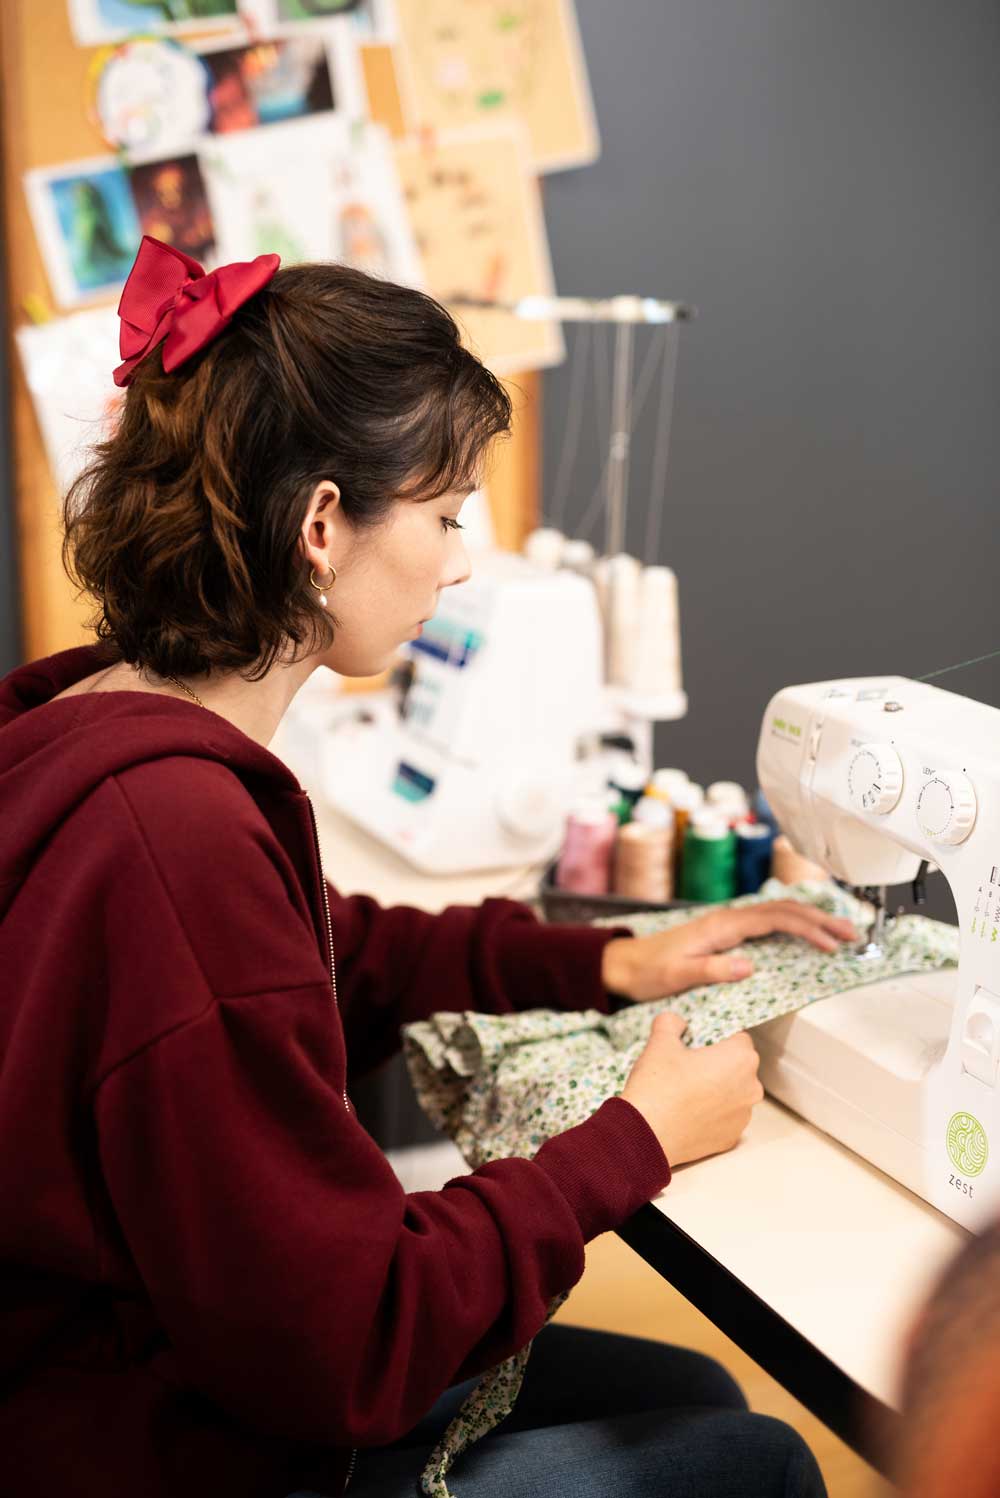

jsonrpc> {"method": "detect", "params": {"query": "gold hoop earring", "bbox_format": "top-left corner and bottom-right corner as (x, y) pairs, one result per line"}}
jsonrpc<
(309, 565), (337, 609)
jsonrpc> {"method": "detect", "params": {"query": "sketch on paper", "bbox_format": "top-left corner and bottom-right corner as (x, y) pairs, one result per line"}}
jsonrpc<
(393, 0), (599, 172)
(394, 123), (563, 374)
(16, 306), (125, 496)
(200, 116), (420, 285)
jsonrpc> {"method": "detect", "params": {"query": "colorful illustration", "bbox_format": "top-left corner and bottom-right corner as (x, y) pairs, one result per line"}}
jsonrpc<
(69, 0), (242, 46)
(394, 124), (562, 373)
(201, 116), (420, 284)
(91, 38), (212, 153)
(129, 154), (215, 262)
(327, 125), (418, 280)
(393, 0), (599, 172)
(41, 164), (141, 300)
(201, 37), (334, 131)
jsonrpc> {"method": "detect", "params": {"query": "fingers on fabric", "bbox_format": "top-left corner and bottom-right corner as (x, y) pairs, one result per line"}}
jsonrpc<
(690, 954), (754, 986)
(740, 904), (854, 952)
(652, 1010), (688, 1042)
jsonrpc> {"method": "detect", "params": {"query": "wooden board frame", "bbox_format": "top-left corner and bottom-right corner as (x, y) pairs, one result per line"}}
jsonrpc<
(0, 3), (540, 664)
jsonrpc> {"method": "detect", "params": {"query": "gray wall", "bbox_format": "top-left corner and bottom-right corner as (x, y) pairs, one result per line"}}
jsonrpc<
(543, 0), (1000, 867)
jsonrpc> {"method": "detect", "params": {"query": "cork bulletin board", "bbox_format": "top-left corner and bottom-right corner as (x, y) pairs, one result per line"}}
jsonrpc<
(0, 1), (540, 667)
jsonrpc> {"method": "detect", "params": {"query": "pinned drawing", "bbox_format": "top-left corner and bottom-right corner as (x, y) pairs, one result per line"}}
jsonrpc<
(16, 306), (125, 496)
(394, 123), (563, 373)
(68, 0), (243, 47)
(25, 158), (142, 307)
(393, 0), (599, 173)
(200, 116), (420, 284)
(90, 38), (212, 154)
(128, 153), (216, 262)
(196, 33), (346, 131)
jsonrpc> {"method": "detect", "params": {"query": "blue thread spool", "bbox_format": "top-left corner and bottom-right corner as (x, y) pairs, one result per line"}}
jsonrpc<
(735, 819), (774, 895)
(751, 786), (780, 834)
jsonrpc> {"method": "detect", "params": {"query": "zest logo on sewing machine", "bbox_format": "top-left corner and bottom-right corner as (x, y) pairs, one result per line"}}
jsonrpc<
(771, 716), (803, 743)
(946, 1112), (989, 1199)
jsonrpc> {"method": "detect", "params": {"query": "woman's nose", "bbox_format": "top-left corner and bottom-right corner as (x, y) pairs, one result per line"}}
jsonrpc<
(441, 537), (472, 591)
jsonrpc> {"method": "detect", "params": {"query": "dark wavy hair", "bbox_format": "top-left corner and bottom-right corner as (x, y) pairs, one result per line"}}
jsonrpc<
(62, 264), (512, 680)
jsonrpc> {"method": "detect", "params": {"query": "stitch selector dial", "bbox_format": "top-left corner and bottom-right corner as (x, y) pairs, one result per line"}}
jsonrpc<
(916, 772), (977, 846)
(847, 745), (904, 815)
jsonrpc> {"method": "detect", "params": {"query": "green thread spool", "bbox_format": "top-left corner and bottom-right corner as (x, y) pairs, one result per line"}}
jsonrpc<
(680, 813), (738, 902)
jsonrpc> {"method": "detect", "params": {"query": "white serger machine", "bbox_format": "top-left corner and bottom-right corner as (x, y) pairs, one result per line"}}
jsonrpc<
(314, 549), (685, 874)
(320, 551), (600, 871)
(754, 675), (1000, 1231)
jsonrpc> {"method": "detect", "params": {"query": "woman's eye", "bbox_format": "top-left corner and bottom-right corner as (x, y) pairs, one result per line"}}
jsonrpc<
(441, 517), (464, 532)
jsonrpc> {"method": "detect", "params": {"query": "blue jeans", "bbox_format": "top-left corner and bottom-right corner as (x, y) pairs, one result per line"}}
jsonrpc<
(290, 1324), (826, 1496)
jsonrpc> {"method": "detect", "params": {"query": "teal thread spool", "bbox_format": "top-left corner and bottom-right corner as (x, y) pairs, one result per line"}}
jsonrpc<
(680, 812), (738, 902)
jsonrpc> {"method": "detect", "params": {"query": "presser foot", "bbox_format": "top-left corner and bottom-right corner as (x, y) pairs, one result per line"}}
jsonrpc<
(851, 885), (892, 962)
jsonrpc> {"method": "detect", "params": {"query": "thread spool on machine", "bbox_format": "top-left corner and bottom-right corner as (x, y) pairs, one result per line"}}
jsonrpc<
(493, 291), (698, 791)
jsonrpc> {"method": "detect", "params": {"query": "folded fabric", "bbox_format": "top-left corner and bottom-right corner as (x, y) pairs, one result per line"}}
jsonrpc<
(402, 880), (959, 1495)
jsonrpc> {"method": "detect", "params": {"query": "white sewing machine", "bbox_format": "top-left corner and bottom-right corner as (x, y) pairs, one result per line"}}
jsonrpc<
(753, 675), (1000, 1231)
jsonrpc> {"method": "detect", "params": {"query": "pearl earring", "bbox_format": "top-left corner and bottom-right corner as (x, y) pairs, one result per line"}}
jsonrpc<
(308, 565), (337, 609)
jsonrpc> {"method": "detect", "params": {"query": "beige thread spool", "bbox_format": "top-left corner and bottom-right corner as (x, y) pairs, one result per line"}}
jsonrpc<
(606, 552), (642, 686)
(631, 794), (674, 830)
(613, 820), (674, 903)
(629, 565), (683, 697)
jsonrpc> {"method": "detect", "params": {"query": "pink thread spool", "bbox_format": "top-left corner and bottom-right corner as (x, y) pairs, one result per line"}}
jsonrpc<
(555, 799), (618, 895)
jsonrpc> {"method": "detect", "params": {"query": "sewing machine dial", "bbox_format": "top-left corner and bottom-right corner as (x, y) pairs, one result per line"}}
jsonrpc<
(916, 772), (977, 845)
(847, 745), (904, 815)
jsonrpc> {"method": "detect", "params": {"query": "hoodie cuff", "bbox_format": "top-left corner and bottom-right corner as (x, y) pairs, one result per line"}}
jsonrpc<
(494, 912), (635, 1017)
(532, 1096), (671, 1242)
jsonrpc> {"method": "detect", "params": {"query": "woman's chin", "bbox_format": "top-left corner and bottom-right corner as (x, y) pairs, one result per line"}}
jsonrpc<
(322, 643), (408, 679)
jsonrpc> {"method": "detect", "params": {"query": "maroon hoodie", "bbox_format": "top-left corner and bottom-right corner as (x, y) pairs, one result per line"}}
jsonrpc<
(0, 644), (669, 1498)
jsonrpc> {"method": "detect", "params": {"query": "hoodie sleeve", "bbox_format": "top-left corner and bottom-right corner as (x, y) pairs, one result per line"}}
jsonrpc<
(328, 882), (634, 1079)
(94, 985), (669, 1449)
(94, 766), (668, 1448)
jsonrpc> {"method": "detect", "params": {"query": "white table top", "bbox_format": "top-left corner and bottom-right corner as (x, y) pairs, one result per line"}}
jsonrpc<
(300, 786), (968, 1419)
(310, 796), (546, 912)
(649, 1098), (969, 1411)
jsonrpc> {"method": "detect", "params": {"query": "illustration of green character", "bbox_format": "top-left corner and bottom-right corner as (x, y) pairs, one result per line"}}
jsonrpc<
(70, 180), (132, 278)
(116, 0), (241, 21)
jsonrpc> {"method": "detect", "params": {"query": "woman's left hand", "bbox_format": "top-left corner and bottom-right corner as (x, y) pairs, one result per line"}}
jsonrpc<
(600, 901), (859, 1003)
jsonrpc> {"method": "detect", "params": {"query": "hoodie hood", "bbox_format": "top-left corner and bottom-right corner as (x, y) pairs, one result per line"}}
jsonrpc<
(0, 643), (302, 921)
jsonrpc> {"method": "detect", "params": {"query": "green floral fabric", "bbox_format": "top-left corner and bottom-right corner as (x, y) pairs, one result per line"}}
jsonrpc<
(402, 880), (959, 1496)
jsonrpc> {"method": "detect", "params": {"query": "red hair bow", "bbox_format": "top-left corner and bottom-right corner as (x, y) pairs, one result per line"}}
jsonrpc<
(113, 235), (280, 388)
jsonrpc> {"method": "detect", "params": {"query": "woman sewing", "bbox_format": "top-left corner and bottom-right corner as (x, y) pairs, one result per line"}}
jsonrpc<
(0, 236), (854, 1497)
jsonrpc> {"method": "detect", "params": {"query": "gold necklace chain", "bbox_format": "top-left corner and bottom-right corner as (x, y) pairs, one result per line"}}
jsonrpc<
(162, 673), (207, 710)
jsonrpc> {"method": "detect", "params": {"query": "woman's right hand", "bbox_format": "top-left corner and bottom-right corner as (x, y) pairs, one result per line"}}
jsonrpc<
(621, 1011), (764, 1167)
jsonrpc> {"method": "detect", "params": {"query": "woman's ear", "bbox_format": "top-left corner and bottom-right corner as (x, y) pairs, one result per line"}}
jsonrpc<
(299, 481), (342, 570)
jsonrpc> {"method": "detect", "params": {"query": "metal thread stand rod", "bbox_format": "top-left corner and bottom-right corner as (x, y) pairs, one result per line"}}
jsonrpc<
(606, 319), (634, 558)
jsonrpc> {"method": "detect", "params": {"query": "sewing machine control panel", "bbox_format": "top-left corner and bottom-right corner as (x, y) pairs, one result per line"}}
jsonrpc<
(845, 743), (978, 847)
(916, 771), (977, 845)
(847, 744), (903, 815)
